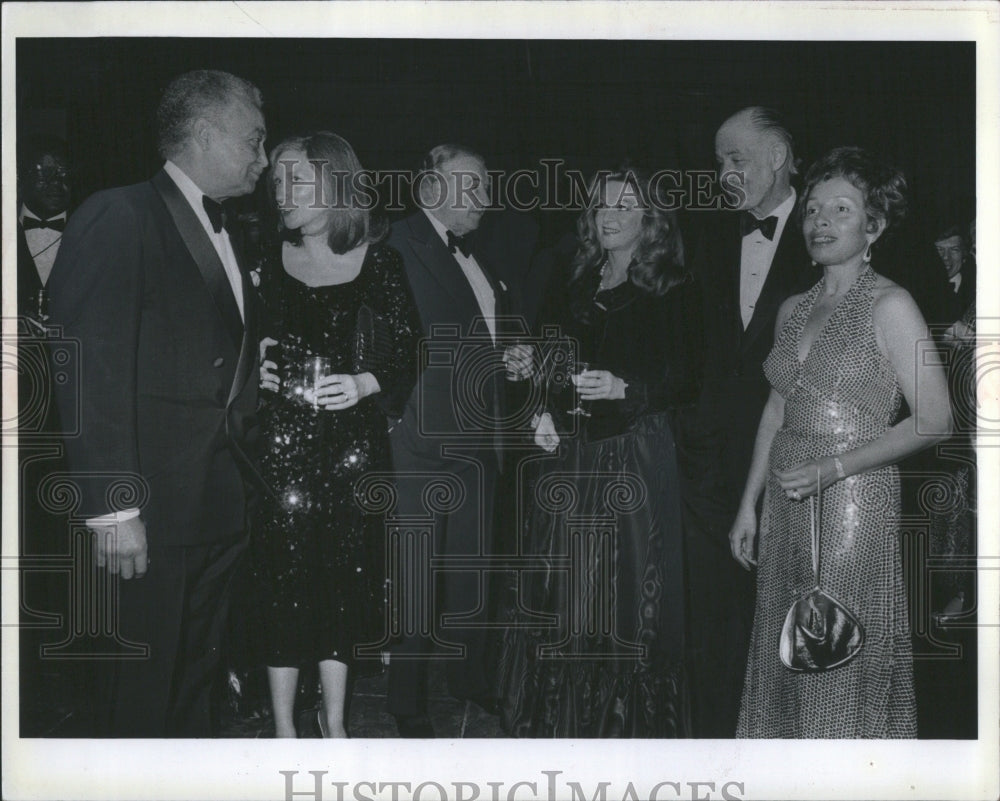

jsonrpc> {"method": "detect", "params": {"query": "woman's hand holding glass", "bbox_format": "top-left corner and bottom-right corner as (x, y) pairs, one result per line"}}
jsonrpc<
(571, 369), (627, 401)
(304, 373), (378, 411)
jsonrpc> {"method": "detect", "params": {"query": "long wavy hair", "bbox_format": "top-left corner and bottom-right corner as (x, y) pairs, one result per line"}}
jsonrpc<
(568, 166), (688, 321)
(269, 131), (387, 254)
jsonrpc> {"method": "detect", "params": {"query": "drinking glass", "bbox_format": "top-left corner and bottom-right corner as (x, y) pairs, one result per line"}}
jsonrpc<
(283, 355), (331, 408)
(568, 359), (591, 417)
(303, 356), (331, 409)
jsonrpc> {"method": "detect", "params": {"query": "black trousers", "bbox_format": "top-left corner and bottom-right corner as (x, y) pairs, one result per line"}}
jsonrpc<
(386, 439), (499, 718)
(683, 517), (755, 738)
(677, 394), (759, 738)
(90, 529), (248, 737)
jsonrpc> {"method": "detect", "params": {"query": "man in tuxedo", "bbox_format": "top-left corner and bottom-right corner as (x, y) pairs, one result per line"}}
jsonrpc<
(386, 145), (525, 736)
(683, 106), (814, 737)
(16, 135), (76, 731)
(47, 70), (267, 737)
(17, 135), (72, 321)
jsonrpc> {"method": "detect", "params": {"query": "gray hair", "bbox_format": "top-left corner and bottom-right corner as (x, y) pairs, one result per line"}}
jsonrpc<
(419, 143), (485, 174)
(156, 70), (263, 159)
(745, 106), (800, 176)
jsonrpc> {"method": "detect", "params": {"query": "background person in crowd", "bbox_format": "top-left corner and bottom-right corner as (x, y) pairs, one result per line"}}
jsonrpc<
(46, 69), (267, 737)
(16, 133), (76, 734)
(729, 146), (951, 738)
(252, 132), (422, 738)
(17, 134), (72, 322)
(928, 219), (978, 621)
(683, 106), (816, 737)
(385, 144), (528, 737)
(497, 165), (702, 737)
(934, 222), (977, 337)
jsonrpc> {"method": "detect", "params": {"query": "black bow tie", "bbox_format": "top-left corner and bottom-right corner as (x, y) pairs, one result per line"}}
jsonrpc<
(447, 230), (472, 258)
(202, 196), (228, 234)
(23, 216), (65, 232)
(740, 212), (778, 241)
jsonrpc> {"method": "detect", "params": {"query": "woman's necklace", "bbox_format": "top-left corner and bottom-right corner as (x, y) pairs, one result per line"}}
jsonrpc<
(598, 255), (628, 291)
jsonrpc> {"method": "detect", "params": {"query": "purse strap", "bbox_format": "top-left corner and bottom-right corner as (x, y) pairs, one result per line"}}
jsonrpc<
(809, 464), (822, 588)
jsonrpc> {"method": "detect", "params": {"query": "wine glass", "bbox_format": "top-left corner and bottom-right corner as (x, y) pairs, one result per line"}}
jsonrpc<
(568, 359), (591, 417)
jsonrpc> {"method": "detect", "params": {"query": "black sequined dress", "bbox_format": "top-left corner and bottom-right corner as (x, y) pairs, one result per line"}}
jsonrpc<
(250, 242), (420, 668)
(737, 267), (917, 738)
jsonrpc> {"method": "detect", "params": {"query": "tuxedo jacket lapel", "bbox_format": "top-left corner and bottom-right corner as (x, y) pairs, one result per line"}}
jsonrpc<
(151, 170), (244, 350)
(720, 218), (745, 349)
(17, 224), (43, 316)
(227, 266), (257, 409)
(404, 214), (484, 319)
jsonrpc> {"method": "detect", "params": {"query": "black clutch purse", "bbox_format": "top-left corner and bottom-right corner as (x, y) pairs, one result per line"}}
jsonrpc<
(353, 304), (393, 375)
(779, 467), (865, 672)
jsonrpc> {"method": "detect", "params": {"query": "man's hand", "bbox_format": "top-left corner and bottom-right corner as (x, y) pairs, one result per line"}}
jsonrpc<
(728, 504), (758, 571)
(942, 319), (974, 344)
(503, 343), (535, 381)
(534, 412), (560, 452)
(91, 516), (148, 579)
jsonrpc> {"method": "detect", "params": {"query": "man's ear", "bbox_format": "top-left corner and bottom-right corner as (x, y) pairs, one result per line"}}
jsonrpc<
(417, 172), (442, 208)
(770, 140), (789, 172)
(191, 117), (214, 152)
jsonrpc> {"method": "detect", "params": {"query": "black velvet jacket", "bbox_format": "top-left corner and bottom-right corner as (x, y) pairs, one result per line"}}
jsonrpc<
(537, 263), (704, 442)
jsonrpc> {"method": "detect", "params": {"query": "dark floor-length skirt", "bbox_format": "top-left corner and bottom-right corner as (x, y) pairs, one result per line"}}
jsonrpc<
(497, 412), (689, 737)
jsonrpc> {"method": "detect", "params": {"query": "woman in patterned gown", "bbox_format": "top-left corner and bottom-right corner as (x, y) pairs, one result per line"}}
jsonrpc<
(252, 132), (421, 737)
(729, 147), (952, 738)
(497, 167), (702, 737)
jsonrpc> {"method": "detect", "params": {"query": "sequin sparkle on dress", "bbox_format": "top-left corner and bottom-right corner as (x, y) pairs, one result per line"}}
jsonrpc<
(737, 266), (917, 738)
(250, 242), (421, 668)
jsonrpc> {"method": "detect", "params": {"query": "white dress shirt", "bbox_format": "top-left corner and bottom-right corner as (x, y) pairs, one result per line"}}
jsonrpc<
(739, 188), (797, 329)
(20, 205), (66, 285)
(163, 160), (245, 320)
(423, 210), (496, 343)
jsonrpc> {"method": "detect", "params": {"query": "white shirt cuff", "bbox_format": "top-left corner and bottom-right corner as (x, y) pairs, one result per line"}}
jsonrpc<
(86, 509), (141, 527)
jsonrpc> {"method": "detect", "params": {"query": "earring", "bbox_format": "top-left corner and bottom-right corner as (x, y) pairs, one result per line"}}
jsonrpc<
(810, 259), (817, 267)
(863, 242), (872, 263)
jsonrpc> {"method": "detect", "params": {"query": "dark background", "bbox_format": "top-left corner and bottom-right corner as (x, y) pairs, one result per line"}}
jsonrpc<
(18, 38), (975, 258)
(17, 38), (976, 324)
